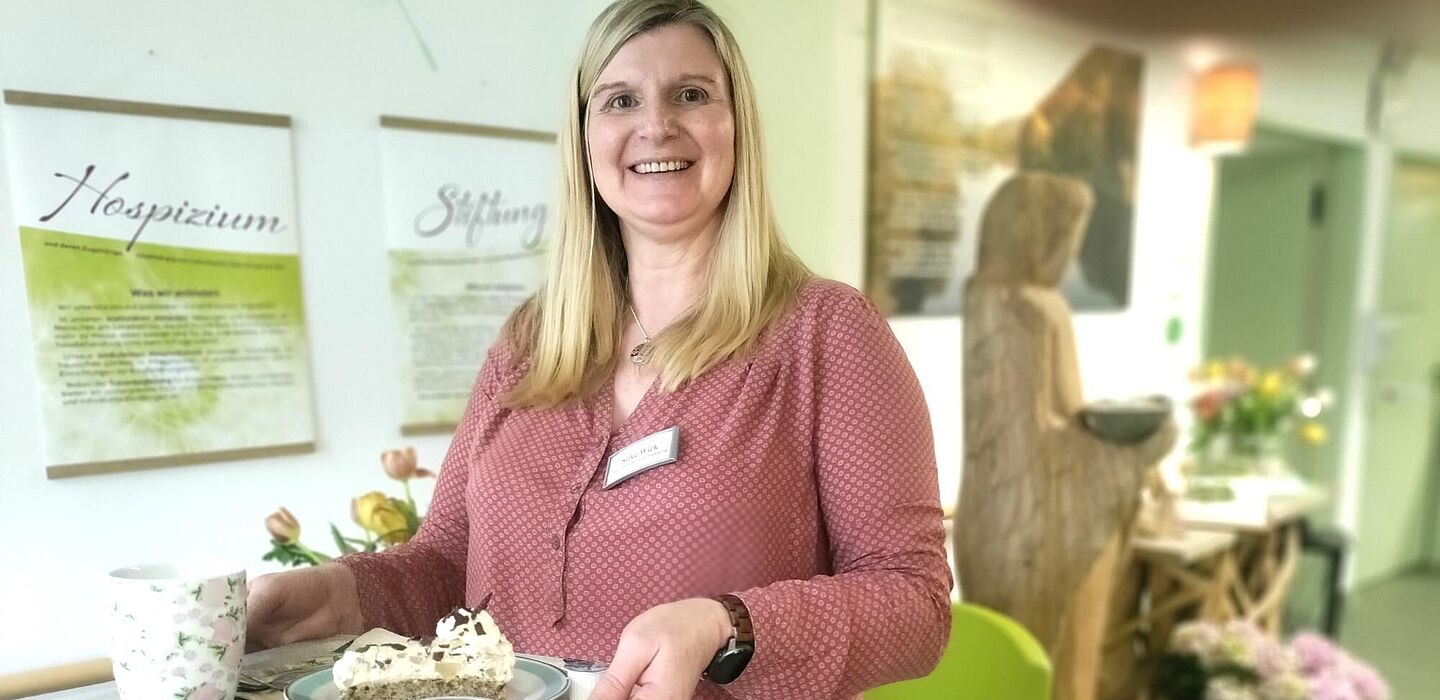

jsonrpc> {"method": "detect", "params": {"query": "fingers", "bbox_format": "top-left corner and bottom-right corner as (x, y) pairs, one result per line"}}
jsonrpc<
(245, 570), (335, 650)
(246, 576), (283, 619)
(274, 608), (340, 647)
(244, 575), (287, 651)
(625, 652), (695, 700)
(589, 635), (654, 700)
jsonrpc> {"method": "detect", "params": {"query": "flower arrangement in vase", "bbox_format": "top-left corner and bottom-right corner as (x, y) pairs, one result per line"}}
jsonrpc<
(1185, 355), (1333, 501)
(261, 447), (434, 567)
(1154, 620), (1389, 700)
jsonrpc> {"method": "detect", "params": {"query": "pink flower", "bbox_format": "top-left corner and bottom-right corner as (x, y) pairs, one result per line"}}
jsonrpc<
(381, 446), (434, 481)
(1192, 390), (1227, 422)
(1253, 636), (1297, 680)
(1290, 632), (1341, 675)
(1306, 668), (1361, 700)
(1345, 659), (1390, 700)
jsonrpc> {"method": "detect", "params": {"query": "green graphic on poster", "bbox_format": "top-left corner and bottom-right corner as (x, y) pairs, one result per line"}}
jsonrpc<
(18, 227), (313, 474)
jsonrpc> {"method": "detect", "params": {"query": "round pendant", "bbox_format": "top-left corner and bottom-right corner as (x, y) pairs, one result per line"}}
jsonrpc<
(629, 341), (654, 366)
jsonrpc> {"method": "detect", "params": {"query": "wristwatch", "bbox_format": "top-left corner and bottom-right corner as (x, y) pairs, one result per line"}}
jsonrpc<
(703, 594), (754, 684)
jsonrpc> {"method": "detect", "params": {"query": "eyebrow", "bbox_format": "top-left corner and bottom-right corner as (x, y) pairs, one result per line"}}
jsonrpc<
(590, 73), (722, 98)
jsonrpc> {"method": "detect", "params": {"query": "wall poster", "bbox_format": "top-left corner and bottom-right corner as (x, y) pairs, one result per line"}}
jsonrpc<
(379, 116), (554, 434)
(2, 91), (315, 478)
(867, 0), (1145, 316)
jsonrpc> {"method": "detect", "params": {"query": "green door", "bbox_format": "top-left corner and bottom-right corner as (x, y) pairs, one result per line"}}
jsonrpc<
(1354, 158), (1440, 585)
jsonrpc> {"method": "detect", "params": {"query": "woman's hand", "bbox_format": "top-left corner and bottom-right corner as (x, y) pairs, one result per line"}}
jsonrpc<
(245, 563), (364, 651)
(590, 598), (733, 700)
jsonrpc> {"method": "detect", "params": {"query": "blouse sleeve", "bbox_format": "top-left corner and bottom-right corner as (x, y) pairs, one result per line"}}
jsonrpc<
(724, 289), (954, 698)
(337, 343), (513, 636)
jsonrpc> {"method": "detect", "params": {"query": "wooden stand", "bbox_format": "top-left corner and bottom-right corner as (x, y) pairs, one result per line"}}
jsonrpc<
(1101, 490), (1326, 698)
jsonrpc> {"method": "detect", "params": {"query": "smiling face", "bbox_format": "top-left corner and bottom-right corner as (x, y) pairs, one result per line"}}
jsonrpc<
(586, 23), (736, 244)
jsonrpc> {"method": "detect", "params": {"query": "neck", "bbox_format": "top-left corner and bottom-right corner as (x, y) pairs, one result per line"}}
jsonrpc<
(621, 219), (717, 330)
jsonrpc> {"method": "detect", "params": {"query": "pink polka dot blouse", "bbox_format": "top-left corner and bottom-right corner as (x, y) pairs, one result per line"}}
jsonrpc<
(341, 279), (952, 699)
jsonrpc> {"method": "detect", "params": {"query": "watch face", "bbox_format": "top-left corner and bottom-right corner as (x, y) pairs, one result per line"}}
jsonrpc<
(707, 646), (754, 684)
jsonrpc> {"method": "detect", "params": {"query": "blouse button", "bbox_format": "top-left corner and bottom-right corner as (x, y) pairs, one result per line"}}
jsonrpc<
(551, 535), (562, 550)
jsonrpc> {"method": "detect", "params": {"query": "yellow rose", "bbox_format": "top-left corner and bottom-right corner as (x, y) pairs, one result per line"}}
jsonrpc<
(265, 507), (301, 544)
(1301, 423), (1328, 445)
(352, 492), (410, 544)
(1258, 371), (1284, 399)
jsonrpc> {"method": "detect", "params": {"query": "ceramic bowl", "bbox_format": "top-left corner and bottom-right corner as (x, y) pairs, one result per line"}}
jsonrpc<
(1082, 395), (1172, 444)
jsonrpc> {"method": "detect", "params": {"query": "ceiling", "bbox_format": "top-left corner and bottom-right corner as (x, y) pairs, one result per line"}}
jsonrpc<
(1014, 0), (1440, 58)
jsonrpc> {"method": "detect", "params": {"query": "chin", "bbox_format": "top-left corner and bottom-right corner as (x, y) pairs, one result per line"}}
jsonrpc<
(626, 201), (710, 227)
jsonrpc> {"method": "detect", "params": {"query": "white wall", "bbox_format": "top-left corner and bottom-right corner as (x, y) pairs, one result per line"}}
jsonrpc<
(0, 0), (1429, 675)
(0, 0), (859, 673)
(0, 0), (605, 672)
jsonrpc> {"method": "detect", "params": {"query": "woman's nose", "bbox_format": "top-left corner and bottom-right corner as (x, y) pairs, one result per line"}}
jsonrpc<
(637, 103), (678, 140)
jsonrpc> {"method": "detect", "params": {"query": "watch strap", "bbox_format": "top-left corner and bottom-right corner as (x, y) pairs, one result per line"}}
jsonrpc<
(714, 594), (754, 643)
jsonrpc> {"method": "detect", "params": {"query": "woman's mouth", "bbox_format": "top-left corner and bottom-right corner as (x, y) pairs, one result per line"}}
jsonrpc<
(629, 160), (694, 174)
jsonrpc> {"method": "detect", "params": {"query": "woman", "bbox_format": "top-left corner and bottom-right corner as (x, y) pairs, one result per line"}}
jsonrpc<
(246, 1), (951, 697)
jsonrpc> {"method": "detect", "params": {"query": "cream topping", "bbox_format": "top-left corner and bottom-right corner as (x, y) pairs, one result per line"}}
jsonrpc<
(333, 607), (515, 690)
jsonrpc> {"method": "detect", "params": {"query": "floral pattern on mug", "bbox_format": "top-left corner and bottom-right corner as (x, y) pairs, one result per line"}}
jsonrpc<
(108, 568), (247, 700)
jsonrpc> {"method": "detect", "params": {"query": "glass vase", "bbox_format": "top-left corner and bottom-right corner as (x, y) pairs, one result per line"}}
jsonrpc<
(1194, 434), (1294, 477)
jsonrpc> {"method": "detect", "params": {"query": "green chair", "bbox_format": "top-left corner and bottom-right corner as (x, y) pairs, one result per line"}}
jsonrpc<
(866, 603), (1052, 700)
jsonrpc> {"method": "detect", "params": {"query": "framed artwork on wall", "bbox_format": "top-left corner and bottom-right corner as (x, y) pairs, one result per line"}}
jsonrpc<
(378, 115), (555, 434)
(1, 90), (315, 478)
(867, 0), (1144, 316)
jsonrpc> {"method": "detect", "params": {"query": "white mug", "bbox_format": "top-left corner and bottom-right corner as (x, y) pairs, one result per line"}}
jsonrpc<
(107, 563), (247, 700)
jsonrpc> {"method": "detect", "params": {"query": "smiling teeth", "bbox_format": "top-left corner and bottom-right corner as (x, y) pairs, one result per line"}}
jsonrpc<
(632, 161), (692, 174)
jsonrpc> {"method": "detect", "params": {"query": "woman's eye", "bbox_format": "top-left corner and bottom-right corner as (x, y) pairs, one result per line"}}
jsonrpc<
(678, 87), (707, 103)
(607, 94), (637, 110)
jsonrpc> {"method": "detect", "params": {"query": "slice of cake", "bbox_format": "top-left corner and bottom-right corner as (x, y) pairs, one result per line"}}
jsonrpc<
(333, 606), (515, 700)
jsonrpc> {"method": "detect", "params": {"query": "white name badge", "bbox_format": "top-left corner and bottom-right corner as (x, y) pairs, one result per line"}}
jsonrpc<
(604, 426), (681, 489)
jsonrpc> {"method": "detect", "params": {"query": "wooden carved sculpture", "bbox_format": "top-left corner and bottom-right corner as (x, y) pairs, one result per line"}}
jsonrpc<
(955, 172), (1177, 700)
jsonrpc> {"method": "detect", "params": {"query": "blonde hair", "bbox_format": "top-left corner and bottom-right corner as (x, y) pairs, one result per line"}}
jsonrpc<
(505, 0), (811, 408)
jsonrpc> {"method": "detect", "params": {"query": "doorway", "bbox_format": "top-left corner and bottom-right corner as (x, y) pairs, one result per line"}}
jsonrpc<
(1201, 126), (1367, 628)
(1202, 126), (1366, 489)
(1354, 156), (1440, 585)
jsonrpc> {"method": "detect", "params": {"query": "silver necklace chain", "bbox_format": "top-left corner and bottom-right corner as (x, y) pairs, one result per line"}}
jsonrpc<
(627, 304), (655, 366)
(626, 301), (690, 366)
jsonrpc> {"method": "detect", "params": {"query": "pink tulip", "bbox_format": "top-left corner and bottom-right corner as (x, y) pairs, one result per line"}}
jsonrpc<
(381, 446), (434, 481)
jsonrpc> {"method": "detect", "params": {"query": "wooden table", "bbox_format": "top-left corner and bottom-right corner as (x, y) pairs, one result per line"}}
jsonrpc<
(1101, 489), (1328, 699)
(1181, 488), (1327, 634)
